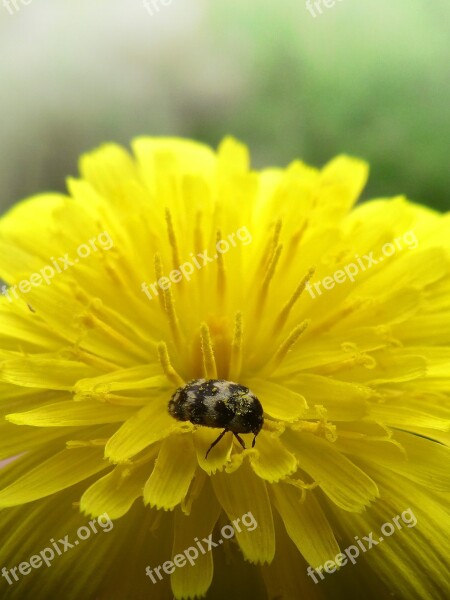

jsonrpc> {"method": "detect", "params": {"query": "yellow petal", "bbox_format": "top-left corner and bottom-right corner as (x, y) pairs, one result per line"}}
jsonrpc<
(132, 136), (216, 194)
(393, 312), (450, 345)
(75, 366), (166, 393)
(0, 193), (69, 280)
(144, 434), (197, 510)
(217, 136), (249, 175)
(0, 356), (98, 389)
(0, 447), (109, 507)
(290, 373), (370, 420)
(6, 400), (135, 427)
(0, 301), (64, 352)
(359, 246), (448, 294)
(105, 400), (192, 463)
(248, 430), (298, 482)
(193, 427), (233, 475)
(0, 421), (77, 460)
(285, 431), (379, 511)
(261, 511), (324, 600)
(80, 460), (153, 519)
(211, 459), (275, 564)
(318, 155), (369, 217)
(79, 143), (138, 200)
(352, 431), (450, 492)
(271, 483), (340, 568)
(369, 393), (450, 432)
(334, 467), (450, 599)
(171, 480), (221, 600)
(246, 378), (308, 421)
(277, 327), (387, 376)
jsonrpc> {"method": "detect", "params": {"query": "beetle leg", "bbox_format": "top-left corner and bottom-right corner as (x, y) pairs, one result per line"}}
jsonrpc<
(233, 432), (247, 451)
(205, 428), (229, 459)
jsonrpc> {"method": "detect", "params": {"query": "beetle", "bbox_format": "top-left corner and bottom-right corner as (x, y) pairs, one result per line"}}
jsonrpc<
(168, 379), (264, 458)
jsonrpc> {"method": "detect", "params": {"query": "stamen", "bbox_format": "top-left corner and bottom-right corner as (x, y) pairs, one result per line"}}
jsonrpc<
(256, 244), (282, 317)
(285, 478), (319, 502)
(194, 210), (203, 255)
(271, 320), (310, 369)
(165, 208), (181, 272)
(79, 313), (149, 361)
(228, 311), (243, 380)
(263, 419), (285, 435)
(275, 266), (316, 332)
(311, 298), (366, 336)
(153, 252), (167, 312)
(269, 218), (282, 255)
(317, 350), (378, 375)
(290, 419), (337, 442)
(259, 219), (282, 273)
(200, 322), (218, 379)
(66, 439), (108, 448)
(157, 342), (184, 387)
(216, 229), (226, 297)
(70, 347), (122, 372)
(154, 253), (182, 347)
(285, 477), (319, 491)
(283, 220), (309, 265)
(263, 244), (283, 290)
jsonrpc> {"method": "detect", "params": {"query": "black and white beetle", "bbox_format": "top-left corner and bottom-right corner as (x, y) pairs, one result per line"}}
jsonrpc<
(168, 379), (264, 459)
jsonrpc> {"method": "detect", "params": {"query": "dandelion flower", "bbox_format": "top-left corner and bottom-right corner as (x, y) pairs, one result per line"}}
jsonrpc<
(0, 137), (449, 600)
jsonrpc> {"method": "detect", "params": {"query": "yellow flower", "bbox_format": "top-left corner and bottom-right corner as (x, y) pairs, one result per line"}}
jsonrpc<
(0, 137), (449, 600)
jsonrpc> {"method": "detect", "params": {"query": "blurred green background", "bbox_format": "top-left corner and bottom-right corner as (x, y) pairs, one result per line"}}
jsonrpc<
(0, 0), (448, 215)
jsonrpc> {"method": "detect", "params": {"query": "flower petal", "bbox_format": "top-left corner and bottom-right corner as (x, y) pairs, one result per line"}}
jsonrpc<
(105, 400), (192, 463)
(132, 136), (216, 193)
(261, 511), (322, 600)
(339, 430), (450, 492)
(193, 427), (233, 475)
(80, 460), (154, 519)
(0, 421), (76, 459)
(171, 480), (221, 599)
(0, 447), (109, 507)
(0, 356), (98, 389)
(369, 393), (450, 432)
(6, 400), (135, 427)
(271, 483), (340, 568)
(318, 155), (369, 217)
(248, 430), (298, 482)
(143, 434), (197, 510)
(211, 459), (275, 564)
(246, 378), (308, 421)
(285, 431), (379, 511)
(289, 373), (370, 420)
(0, 301), (64, 352)
(333, 467), (450, 599)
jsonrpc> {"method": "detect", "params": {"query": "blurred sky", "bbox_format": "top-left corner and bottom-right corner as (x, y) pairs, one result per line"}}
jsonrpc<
(0, 0), (448, 215)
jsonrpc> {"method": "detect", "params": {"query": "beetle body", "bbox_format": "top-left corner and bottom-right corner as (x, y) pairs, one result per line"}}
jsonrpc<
(168, 379), (264, 458)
